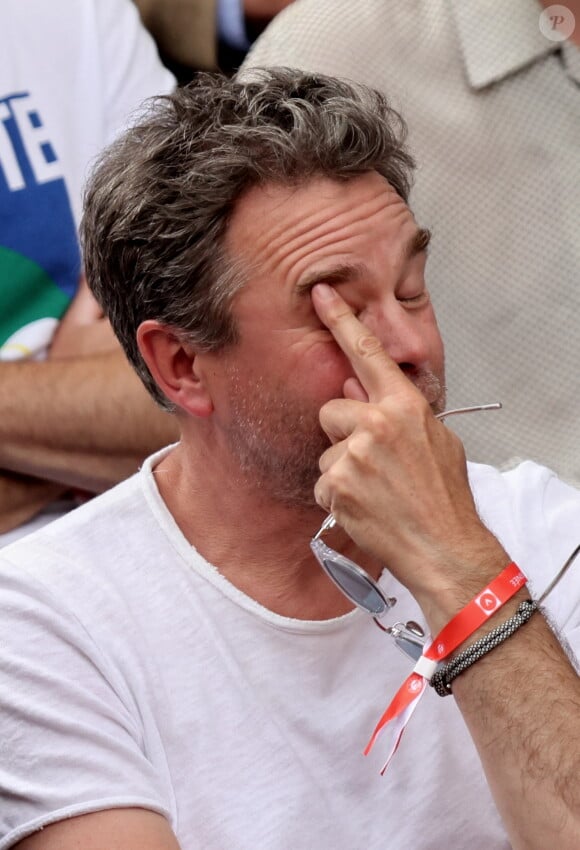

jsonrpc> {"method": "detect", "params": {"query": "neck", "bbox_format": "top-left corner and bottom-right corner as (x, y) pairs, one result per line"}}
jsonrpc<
(154, 438), (383, 620)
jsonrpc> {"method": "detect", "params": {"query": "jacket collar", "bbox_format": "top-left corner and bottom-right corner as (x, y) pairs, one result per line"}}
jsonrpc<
(450, 0), (560, 89)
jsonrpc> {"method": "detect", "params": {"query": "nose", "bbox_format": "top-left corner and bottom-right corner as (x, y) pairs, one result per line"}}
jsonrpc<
(360, 301), (435, 370)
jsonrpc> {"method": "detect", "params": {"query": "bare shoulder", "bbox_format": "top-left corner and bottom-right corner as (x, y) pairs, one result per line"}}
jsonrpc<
(13, 808), (182, 850)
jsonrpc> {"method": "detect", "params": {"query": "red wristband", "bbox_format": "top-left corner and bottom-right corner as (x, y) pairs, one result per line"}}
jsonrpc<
(426, 561), (526, 662)
(364, 561), (527, 772)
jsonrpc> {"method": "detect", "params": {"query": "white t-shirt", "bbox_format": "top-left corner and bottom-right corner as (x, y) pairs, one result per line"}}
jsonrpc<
(0, 451), (579, 849)
(0, 0), (174, 361)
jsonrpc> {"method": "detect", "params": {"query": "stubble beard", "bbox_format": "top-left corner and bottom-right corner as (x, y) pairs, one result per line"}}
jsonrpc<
(413, 368), (446, 416)
(224, 371), (329, 509)
(223, 365), (446, 510)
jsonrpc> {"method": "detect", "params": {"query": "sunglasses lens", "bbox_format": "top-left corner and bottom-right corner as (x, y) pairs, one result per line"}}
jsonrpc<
(311, 540), (393, 616)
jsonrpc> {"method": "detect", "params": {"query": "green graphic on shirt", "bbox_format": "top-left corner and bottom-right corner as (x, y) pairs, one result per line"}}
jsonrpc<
(0, 245), (70, 347)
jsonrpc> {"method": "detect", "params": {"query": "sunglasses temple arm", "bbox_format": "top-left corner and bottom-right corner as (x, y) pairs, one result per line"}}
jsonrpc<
(435, 402), (502, 421)
(313, 513), (337, 541)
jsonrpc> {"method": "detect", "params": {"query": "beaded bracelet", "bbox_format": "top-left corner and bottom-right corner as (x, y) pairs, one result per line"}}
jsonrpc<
(365, 542), (580, 773)
(430, 599), (538, 697)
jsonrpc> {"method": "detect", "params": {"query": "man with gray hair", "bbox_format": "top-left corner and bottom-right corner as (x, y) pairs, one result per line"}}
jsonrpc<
(0, 69), (579, 850)
(244, 0), (580, 483)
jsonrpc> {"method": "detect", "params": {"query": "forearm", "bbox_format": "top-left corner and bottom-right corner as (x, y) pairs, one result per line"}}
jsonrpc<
(0, 472), (66, 534)
(450, 597), (580, 849)
(416, 541), (580, 850)
(0, 351), (178, 491)
(410, 532), (580, 850)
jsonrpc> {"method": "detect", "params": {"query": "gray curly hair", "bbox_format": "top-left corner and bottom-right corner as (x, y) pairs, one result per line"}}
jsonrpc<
(81, 68), (414, 409)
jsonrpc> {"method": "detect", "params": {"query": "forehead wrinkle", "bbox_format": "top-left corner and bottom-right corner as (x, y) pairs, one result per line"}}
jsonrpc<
(256, 187), (399, 285)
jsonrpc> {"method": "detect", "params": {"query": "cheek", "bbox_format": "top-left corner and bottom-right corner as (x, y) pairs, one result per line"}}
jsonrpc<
(230, 324), (354, 402)
(289, 336), (354, 401)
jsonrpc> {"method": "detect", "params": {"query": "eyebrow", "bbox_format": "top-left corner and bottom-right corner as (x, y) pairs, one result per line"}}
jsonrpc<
(295, 262), (367, 295)
(404, 227), (431, 260)
(295, 227), (431, 295)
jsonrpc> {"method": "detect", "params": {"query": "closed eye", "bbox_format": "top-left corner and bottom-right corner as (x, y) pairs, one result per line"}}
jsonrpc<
(398, 290), (430, 306)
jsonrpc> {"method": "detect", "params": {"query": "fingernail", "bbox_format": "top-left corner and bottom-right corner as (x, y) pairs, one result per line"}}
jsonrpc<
(313, 283), (335, 301)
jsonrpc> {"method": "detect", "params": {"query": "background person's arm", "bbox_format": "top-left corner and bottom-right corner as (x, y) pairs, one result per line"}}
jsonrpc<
(0, 472), (65, 534)
(0, 278), (178, 495)
(0, 279), (177, 531)
(311, 283), (580, 850)
(14, 808), (182, 850)
(0, 350), (178, 493)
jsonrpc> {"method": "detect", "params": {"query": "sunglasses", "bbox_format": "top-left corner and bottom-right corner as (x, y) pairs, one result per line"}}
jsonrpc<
(310, 403), (502, 660)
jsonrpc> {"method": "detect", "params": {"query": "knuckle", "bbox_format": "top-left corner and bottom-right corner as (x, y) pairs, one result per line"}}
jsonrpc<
(393, 392), (431, 425)
(354, 332), (384, 360)
(323, 466), (351, 501)
(313, 480), (329, 511)
(322, 465), (340, 491)
(359, 406), (391, 441)
(348, 431), (377, 467)
(362, 405), (387, 430)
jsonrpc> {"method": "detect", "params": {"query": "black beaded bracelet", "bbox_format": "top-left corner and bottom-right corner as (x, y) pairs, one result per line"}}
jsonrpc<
(430, 599), (538, 697)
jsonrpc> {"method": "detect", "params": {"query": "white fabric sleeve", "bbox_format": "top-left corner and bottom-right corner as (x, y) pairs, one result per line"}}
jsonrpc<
(0, 560), (172, 850)
(93, 0), (175, 145)
(537, 469), (580, 636)
(501, 463), (580, 651)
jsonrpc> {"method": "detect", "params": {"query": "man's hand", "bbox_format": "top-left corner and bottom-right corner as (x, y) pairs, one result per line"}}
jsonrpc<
(313, 284), (580, 850)
(311, 283), (506, 628)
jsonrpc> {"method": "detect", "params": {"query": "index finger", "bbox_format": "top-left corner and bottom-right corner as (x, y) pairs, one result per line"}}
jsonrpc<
(311, 283), (416, 404)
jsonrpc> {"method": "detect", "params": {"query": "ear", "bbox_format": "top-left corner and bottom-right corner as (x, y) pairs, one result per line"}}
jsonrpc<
(137, 320), (213, 418)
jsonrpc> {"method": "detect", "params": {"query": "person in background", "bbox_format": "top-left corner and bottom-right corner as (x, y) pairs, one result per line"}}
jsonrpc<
(244, 0), (580, 481)
(0, 0), (179, 547)
(134, 0), (295, 75)
(1, 69), (579, 850)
